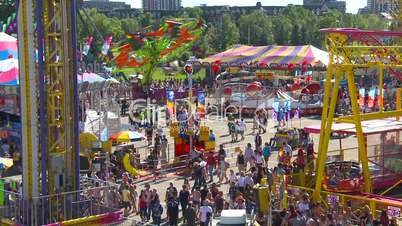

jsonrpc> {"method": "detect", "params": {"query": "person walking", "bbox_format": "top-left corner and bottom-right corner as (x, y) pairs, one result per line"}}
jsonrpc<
(239, 119), (246, 140)
(144, 183), (152, 221)
(138, 191), (147, 222)
(206, 152), (216, 183)
(151, 197), (163, 226)
(161, 135), (168, 164)
(120, 183), (132, 217)
(244, 143), (253, 170)
(262, 142), (271, 167)
(179, 185), (190, 217)
(218, 144), (226, 160)
(184, 202), (197, 226)
(199, 201), (213, 226)
(236, 150), (246, 173)
(192, 163), (205, 192)
(167, 196), (179, 226)
(255, 133), (262, 150)
(218, 155), (228, 184)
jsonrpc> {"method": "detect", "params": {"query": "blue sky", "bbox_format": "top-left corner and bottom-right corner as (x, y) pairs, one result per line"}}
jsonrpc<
(118, 0), (367, 14)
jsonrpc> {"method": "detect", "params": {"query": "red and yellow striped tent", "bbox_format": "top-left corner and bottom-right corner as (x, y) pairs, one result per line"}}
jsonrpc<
(202, 45), (329, 67)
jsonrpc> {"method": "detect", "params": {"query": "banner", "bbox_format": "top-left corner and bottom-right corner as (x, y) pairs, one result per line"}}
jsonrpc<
(101, 36), (113, 55)
(197, 91), (205, 118)
(166, 90), (175, 119)
(82, 36), (93, 56)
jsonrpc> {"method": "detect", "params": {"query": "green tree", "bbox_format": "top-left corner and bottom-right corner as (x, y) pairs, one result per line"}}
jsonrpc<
(300, 26), (308, 45)
(291, 24), (300, 45)
(239, 11), (274, 45)
(207, 14), (239, 52)
(139, 12), (154, 28)
(121, 18), (140, 34)
(77, 9), (125, 49)
(0, 0), (14, 23)
(272, 16), (292, 45)
(206, 25), (219, 52)
(180, 7), (203, 18)
(220, 14), (240, 50)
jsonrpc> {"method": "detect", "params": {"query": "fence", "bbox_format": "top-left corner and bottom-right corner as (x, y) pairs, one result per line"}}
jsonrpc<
(0, 178), (122, 225)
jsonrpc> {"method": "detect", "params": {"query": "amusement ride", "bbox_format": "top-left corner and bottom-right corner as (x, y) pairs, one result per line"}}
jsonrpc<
(0, 0), (401, 225)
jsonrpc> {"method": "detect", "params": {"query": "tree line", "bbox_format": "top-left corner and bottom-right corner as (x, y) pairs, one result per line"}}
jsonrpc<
(77, 5), (389, 61)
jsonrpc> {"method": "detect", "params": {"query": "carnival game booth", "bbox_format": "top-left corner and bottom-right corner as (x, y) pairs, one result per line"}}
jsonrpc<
(170, 123), (216, 158)
(304, 119), (402, 191)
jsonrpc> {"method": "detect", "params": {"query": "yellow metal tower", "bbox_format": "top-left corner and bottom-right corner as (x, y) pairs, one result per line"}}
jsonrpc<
(313, 28), (402, 203)
(18, 0), (79, 204)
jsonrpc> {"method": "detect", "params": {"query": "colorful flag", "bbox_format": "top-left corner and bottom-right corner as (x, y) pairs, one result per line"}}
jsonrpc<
(82, 36), (93, 56)
(101, 36), (113, 55)
(197, 91), (206, 118)
(100, 127), (108, 142)
(166, 90), (175, 119)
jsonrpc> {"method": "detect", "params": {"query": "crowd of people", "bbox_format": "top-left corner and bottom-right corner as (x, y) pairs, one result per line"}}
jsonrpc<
(104, 137), (400, 226)
(91, 113), (400, 226)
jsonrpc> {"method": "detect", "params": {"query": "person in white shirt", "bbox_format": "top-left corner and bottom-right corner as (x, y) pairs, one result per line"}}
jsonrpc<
(283, 142), (293, 157)
(254, 149), (265, 166)
(156, 127), (163, 137)
(297, 194), (311, 215)
(244, 143), (254, 169)
(237, 172), (246, 192)
(228, 169), (238, 184)
(244, 173), (254, 187)
(199, 202), (213, 226)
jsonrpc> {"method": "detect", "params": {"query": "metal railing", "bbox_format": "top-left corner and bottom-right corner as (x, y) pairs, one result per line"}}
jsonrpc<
(0, 178), (122, 225)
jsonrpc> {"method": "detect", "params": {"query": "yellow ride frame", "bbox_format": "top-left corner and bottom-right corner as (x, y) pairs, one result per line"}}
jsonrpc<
(313, 31), (402, 216)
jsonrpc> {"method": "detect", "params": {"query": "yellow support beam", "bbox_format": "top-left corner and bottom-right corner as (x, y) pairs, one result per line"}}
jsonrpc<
(313, 66), (341, 202)
(316, 47), (334, 176)
(335, 110), (402, 123)
(345, 66), (372, 193)
(290, 184), (402, 209)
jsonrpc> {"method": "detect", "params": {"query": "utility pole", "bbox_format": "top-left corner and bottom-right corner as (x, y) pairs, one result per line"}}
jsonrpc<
(184, 64), (194, 153)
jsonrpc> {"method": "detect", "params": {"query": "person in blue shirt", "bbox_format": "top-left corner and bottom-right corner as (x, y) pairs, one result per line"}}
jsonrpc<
(209, 130), (216, 141)
(262, 142), (271, 167)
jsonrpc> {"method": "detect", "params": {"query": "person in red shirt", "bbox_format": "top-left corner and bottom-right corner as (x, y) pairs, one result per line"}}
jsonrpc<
(138, 190), (147, 222)
(206, 152), (217, 183)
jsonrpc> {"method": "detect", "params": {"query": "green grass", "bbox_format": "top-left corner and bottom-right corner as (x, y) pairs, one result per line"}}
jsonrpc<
(113, 67), (206, 81)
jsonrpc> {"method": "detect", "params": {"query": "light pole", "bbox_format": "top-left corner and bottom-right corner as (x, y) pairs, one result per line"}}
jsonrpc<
(184, 64), (194, 153)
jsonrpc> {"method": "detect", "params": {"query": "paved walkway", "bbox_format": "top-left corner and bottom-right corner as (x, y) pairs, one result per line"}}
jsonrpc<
(116, 109), (366, 225)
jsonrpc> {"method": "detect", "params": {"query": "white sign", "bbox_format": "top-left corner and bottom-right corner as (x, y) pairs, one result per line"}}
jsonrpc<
(387, 206), (401, 218)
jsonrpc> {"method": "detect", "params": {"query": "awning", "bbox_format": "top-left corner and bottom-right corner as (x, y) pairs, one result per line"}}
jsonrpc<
(304, 119), (402, 135)
(78, 72), (106, 84)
